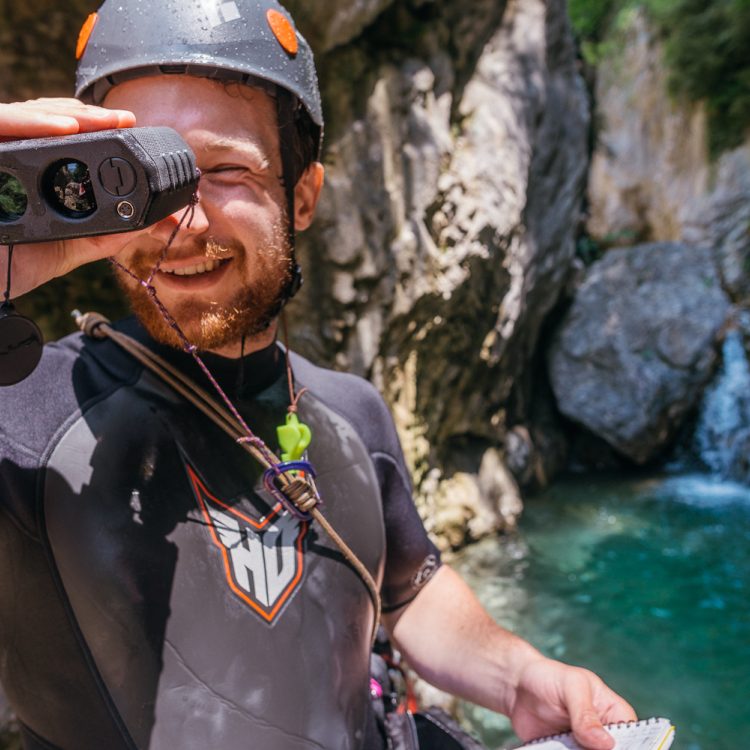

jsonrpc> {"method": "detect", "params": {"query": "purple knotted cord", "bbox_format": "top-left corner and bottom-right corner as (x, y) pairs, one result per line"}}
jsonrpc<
(110, 197), (278, 468)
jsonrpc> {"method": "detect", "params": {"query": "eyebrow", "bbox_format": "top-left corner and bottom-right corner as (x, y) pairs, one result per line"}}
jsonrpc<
(202, 137), (271, 169)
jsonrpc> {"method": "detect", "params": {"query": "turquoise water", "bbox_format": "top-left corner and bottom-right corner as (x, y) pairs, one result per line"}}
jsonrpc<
(454, 473), (750, 750)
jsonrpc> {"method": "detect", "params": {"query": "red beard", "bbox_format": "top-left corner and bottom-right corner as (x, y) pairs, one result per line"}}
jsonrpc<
(115, 235), (292, 352)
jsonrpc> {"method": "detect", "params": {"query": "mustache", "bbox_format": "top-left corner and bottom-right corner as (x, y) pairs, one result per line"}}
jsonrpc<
(122, 237), (245, 277)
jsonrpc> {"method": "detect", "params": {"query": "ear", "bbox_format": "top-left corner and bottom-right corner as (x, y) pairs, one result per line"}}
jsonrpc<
(294, 161), (325, 232)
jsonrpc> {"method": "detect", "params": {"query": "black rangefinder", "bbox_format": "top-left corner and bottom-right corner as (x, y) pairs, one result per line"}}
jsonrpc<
(0, 127), (199, 245)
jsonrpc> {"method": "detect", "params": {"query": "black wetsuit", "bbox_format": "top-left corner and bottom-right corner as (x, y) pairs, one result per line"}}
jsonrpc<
(0, 317), (441, 750)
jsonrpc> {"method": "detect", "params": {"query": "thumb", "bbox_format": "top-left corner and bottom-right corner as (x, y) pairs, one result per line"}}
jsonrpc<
(571, 709), (614, 750)
(566, 678), (615, 750)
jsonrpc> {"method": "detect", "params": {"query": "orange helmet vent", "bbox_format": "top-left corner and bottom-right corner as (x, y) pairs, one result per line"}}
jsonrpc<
(76, 13), (98, 61)
(267, 9), (298, 57)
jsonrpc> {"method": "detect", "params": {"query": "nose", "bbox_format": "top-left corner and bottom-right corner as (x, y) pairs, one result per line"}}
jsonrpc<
(146, 189), (210, 243)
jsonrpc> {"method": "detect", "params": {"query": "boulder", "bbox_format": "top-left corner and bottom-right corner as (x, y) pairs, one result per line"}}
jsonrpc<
(548, 242), (731, 463)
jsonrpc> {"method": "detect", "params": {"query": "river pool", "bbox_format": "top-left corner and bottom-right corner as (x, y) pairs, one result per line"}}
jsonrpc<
(453, 472), (750, 750)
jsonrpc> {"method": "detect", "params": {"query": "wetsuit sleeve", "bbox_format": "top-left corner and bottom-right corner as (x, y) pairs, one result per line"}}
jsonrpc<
(339, 377), (442, 612)
(374, 448), (441, 612)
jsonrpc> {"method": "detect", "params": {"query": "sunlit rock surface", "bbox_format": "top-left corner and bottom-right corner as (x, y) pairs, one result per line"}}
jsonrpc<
(586, 11), (710, 245)
(548, 242), (731, 463)
(586, 9), (750, 306)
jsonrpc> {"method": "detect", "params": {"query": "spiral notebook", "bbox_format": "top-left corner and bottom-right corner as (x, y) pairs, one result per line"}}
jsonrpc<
(514, 718), (675, 750)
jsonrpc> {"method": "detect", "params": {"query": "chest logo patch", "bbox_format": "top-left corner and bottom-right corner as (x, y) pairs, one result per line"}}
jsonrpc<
(188, 466), (307, 623)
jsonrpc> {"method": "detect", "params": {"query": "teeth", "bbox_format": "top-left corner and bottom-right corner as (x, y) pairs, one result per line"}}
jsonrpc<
(164, 259), (224, 276)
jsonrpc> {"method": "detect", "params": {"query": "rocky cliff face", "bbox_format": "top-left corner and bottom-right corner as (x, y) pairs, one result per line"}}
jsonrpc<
(287, 0), (589, 545)
(586, 11), (709, 245)
(550, 9), (749, 463)
(585, 9), (750, 305)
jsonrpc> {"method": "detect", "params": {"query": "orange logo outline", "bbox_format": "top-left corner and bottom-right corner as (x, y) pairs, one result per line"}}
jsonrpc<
(188, 465), (307, 623)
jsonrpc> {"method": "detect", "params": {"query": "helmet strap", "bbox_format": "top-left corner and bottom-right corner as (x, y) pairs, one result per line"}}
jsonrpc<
(277, 89), (304, 303)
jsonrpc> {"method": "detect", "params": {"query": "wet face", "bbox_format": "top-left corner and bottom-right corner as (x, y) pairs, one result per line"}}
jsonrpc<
(102, 75), (322, 355)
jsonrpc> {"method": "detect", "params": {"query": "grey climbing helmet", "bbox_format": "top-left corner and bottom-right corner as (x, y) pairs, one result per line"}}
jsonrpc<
(74, 0), (323, 156)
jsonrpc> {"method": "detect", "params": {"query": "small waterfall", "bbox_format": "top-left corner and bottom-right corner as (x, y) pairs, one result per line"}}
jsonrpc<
(694, 329), (750, 482)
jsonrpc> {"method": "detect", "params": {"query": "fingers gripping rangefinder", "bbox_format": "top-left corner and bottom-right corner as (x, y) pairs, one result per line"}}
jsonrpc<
(0, 127), (199, 245)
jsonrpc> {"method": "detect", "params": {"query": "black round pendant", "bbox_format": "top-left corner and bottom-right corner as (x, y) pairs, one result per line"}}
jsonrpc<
(0, 304), (43, 386)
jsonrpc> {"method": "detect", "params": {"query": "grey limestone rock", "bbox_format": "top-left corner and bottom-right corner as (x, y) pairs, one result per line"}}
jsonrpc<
(290, 0), (589, 539)
(682, 149), (750, 306)
(548, 242), (731, 463)
(586, 8), (750, 308)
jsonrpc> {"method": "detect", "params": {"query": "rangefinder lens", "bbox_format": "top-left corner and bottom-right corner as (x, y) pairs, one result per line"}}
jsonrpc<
(43, 160), (97, 218)
(0, 172), (28, 222)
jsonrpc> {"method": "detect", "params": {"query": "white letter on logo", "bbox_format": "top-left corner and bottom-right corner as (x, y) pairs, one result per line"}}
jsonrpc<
(263, 513), (300, 606)
(208, 507), (269, 606)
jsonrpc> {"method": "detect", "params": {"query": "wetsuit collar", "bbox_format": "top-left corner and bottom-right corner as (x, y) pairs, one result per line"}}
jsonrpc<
(113, 316), (285, 398)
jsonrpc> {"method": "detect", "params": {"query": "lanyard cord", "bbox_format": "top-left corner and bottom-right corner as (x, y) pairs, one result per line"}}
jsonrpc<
(3, 244), (14, 307)
(281, 310), (308, 413)
(110, 199), (281, 469)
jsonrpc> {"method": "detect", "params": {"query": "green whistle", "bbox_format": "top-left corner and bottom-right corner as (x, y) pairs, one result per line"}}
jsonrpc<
(277, 412), (312, 462)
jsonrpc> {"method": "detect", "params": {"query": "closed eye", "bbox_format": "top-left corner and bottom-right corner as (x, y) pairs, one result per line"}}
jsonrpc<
(201, 162), (273, 184)
(203, 166), (247, 175)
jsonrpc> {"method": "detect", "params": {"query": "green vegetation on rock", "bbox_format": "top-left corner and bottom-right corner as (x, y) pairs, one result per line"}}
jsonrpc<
(569, 0), (750, 156)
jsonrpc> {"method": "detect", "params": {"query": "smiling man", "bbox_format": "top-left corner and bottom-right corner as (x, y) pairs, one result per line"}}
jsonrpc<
(0, 2), (636, 749)
(105, 76), (322, 354)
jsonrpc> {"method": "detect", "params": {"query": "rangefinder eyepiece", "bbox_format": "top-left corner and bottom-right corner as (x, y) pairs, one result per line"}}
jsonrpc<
(0, 127), (199, 245)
